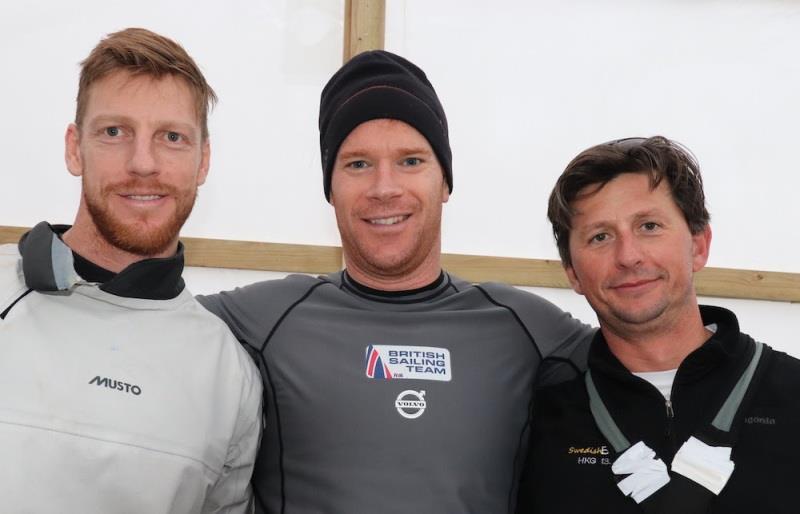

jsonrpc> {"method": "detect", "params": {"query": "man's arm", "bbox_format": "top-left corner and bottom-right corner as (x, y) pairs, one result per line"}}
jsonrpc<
(203, 348), (263, 514)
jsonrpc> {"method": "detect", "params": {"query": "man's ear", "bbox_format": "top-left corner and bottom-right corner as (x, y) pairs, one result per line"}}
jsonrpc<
(197, 139), (211, 186)
(565, 263), (584, 295)
(65, 124), (83, 177)
(691, 224), (712, 273)
(441, 178), (450, 204)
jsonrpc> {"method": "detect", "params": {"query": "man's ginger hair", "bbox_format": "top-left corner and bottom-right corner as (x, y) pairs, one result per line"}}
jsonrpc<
(75, 27), (217, 139)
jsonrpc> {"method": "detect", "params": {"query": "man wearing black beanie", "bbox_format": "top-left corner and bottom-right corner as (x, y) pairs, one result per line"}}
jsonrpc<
(199, 50), (593, 513)
(319, 50), (453, 202)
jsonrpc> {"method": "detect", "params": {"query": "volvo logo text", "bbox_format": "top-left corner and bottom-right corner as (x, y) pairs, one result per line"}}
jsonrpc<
(395, 390), (426, 419)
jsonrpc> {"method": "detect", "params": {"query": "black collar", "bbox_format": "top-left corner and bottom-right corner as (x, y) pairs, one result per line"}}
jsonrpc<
(19, 222), (185, 300)
(339, 270), (453, 303)
(589, 305), (749, 387)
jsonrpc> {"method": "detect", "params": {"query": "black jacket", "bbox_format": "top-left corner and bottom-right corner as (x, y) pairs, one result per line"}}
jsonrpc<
(517, 306), (800, 513)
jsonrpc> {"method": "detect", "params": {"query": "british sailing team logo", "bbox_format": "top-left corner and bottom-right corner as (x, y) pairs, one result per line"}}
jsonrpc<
(364, 345), (451, 381)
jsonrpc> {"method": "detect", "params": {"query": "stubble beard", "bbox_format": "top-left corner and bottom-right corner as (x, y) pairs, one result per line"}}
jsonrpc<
(84, 178), (196, 257)
(340, 218), (439, 282)
(600, 278), (695, 338)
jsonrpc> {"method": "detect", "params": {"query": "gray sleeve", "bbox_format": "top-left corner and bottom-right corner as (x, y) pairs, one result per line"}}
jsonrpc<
(196, 274), (322, 349)
(202, 346), (263, 514)
(477, 282), (595, 382)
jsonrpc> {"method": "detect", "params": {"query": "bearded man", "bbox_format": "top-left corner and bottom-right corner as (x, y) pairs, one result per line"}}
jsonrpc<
(0, 28), (261, 514)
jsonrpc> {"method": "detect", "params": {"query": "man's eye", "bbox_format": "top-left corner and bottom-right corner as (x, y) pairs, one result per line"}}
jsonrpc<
(642, 222), (659, 231)
(403, 157), (421, 166)
(105, 127), (121, 137)
(590, 233), (608, 243)
(166, 132), (182, 143)
(348, 160), (368, 169)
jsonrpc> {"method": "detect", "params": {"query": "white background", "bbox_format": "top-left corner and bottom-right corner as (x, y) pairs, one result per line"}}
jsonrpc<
(1, 0), (798, 353)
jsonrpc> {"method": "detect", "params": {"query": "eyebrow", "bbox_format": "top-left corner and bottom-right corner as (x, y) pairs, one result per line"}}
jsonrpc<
(574, 208), (667, 233)
(394, 146), (433, 156)
(336, 146), (433, 161)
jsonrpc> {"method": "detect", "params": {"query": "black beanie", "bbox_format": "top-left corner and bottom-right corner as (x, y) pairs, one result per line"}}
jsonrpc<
(318, 50), (452, 201)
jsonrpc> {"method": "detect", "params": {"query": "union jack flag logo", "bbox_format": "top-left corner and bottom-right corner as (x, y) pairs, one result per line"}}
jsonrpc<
(365, 344), (393, 379)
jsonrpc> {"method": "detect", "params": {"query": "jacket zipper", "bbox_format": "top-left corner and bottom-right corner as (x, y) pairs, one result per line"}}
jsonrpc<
(664, 398), (674, 440)
(665, 374), (677, 444)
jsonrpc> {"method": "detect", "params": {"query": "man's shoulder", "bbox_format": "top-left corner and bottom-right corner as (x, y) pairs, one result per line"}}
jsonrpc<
(471, 281), (590, 333)
(472, 281), (556, 308)
(454, 279), (593, 372)
(168, 292), (262, 383)
(198, 273), (328, 309)
(195, 273), (333, 347)
(760, 342), (800, 384)
(0, 243), (21, 267)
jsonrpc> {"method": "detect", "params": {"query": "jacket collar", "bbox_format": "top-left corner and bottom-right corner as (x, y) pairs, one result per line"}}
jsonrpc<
(334, 270), (454, 304)
(589, 306), (748, 386)
(18, 221), (185, 300)
(587, 306), (757, 462)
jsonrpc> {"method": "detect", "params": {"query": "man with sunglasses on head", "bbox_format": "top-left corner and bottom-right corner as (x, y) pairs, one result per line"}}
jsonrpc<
(517, 136), (800, 514)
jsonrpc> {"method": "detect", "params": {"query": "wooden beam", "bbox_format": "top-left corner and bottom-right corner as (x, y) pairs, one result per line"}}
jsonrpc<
(343, 0), (385, 61)
(181, 236), (341, 275)
(1, 225), (798, 302)
(0, 226), (26, 244)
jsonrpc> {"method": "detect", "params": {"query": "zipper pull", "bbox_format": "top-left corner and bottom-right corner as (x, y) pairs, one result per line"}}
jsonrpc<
(665, 399), (675, 418)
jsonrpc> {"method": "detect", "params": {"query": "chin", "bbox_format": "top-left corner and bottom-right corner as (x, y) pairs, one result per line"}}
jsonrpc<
(88, 193), (194, 256)
(610, 304), (669, 326)
(366, 250), (419, 275)
(96, 214), (184, 256)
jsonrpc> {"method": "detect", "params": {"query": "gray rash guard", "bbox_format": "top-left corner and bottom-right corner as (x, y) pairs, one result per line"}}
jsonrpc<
(198, 271), (593, 514)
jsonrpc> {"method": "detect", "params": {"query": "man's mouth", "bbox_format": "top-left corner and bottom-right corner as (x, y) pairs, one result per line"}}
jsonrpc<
(611, 277), (660, 290)
(367, 215), (409, 226)
(122, 194), (166, 201)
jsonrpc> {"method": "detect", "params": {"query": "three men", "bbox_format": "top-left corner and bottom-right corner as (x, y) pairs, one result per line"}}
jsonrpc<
(199, 50), (593, 513)
(0, 28), (261, 513)
(517, 137), (800, 513)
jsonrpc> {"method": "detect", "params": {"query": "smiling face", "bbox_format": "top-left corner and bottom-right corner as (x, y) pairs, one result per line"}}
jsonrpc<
(565, 172), (711, 338)
(330, 119), (449, 289)
(65, 70), (209, 258)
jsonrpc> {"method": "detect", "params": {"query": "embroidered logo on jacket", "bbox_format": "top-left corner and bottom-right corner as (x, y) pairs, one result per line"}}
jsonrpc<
(365, 345), (452, 381)
(566, 444), (611, 465)
(89, 376), (142, 396)
(744, 416), (776, 425)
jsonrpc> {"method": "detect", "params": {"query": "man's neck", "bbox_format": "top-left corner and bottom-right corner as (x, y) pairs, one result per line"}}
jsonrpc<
(602, 306), (712, 372)
(342, 238), (442, 291)
(62, 215), (176, 273)
(344, 267), (443, 292)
